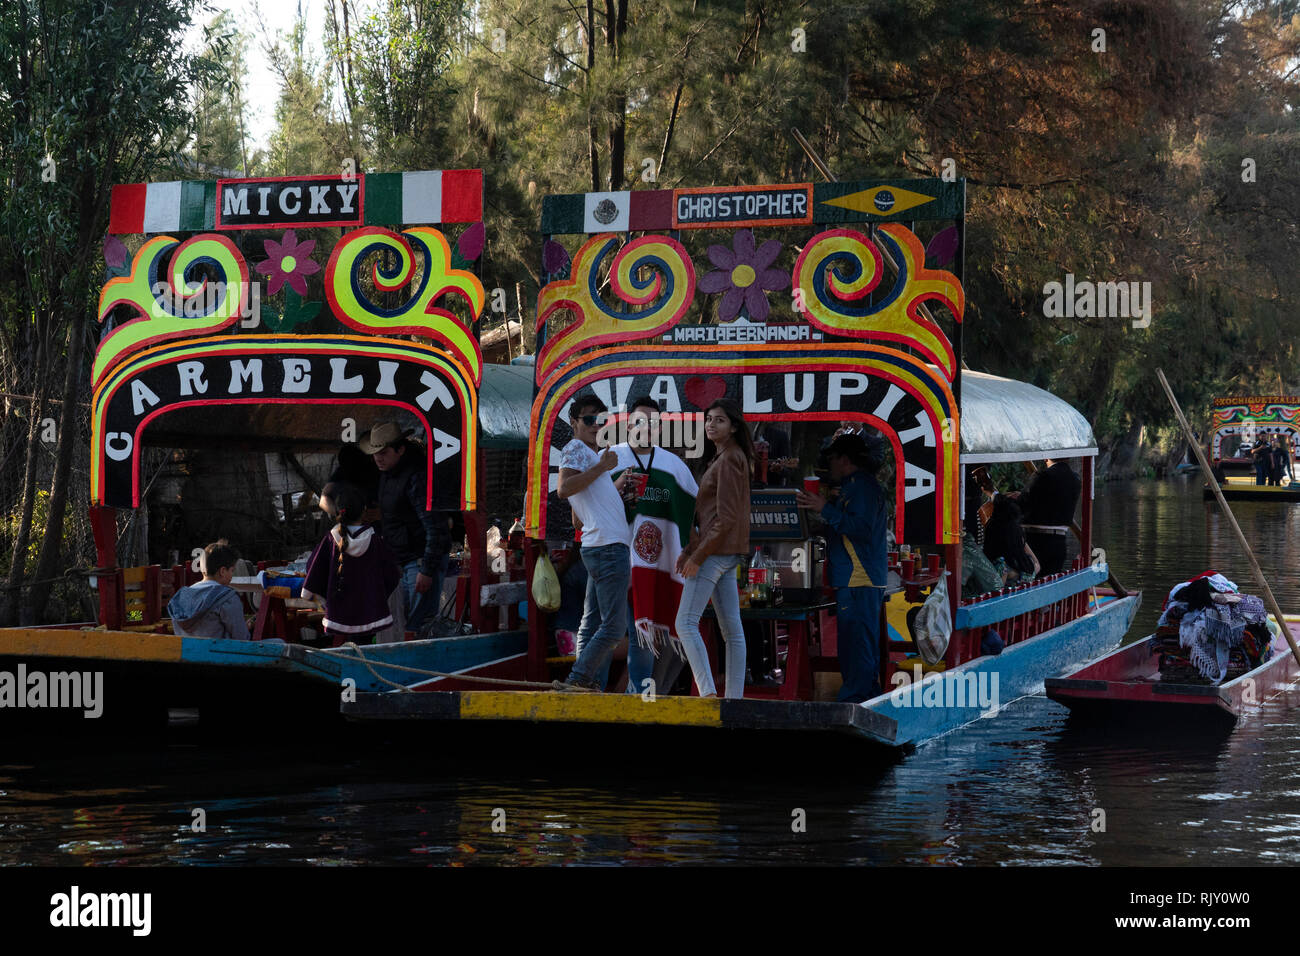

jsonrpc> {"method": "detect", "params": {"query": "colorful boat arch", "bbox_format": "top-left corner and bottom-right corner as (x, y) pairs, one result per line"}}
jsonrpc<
(530, 177), (967, 547)
(92, 170), (487, 512)
(1209, 396), (1300, 460)
(91, 334), (478, 509)
(524, 343), (959, 544)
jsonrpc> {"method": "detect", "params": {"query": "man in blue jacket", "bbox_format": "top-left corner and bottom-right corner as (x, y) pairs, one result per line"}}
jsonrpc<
(796, 434), (888, 703)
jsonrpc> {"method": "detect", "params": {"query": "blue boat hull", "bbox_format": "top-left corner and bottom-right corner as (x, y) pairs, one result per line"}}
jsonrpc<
(865, 593), (1142, 749)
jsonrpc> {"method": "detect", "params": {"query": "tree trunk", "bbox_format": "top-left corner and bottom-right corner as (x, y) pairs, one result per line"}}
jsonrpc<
(586, 0), (600, 193)
(605, 0), (628, 191)
(28, 308), (85, 621)
(4, 389), (47, 625)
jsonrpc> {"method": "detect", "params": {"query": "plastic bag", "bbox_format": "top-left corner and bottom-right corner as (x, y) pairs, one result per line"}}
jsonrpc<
(914, 572), (952, 664)
(532, 551), (563, 612)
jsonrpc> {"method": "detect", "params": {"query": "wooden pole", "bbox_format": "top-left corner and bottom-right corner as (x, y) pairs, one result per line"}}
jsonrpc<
(1156, 368), (1300, 669)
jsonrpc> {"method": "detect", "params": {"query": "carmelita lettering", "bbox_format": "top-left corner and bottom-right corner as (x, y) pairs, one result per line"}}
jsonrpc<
(100, 350), (467, 508)
(216, 175), (363, 229)
(50, 886), (151, 936)
(673, 185), (812, 228)
(0, 666), (102, 718)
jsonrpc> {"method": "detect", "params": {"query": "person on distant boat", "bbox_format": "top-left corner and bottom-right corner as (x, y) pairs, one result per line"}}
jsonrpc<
(1253, 441), (1271, 485)
(1271, 436), (1289, 486)
(1011, 458), (1081, 575)
(982, 495), (1039, 583)
(302, 483), (401, 646)
(796, 433), (889, 703)
(167, 540), (251, 640)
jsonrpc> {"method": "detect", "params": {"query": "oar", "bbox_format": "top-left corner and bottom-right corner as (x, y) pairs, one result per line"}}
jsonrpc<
(1157, 368), (1300, 670)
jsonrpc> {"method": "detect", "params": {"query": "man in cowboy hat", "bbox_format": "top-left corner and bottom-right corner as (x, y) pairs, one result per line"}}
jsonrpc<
(360, 421), (451, 633)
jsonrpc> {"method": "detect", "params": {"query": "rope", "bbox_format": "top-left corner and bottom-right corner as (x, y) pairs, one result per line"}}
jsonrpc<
(315, 642), (586, 692)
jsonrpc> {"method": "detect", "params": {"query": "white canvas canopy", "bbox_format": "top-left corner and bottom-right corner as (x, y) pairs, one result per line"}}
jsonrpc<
(959, 370), (1097, 464)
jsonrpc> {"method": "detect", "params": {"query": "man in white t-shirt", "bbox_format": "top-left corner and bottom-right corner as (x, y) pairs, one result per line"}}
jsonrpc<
(558, 394), (632, 689)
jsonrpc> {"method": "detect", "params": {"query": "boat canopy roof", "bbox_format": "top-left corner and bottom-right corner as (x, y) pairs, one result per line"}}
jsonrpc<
(479, 362), (534, 450)
(959, 370), (1097, 464)
(477, 361), (1097, 462)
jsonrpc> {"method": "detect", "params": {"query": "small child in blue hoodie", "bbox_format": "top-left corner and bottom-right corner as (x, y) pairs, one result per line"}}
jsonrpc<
(167, 540), (252, 640)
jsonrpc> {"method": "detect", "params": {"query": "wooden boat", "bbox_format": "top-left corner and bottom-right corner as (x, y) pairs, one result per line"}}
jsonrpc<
(0, 168), (535, 731)
(341, 175), (1142, 759)
(1203, 396), (1300, 500)
(1046, 618), (1300, 728)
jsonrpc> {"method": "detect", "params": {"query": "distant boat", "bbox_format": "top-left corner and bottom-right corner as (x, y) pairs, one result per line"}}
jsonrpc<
(1046, 618), (1300, 728)
(1202, 395), (1300, 500)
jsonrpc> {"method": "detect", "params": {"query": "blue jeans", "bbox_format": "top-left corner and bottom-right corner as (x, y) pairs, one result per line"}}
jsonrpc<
(401, 555), (447, 633)
(675, 553), (746, 698)
(568, 544), (630, 686)
(836, 586), (884, 703)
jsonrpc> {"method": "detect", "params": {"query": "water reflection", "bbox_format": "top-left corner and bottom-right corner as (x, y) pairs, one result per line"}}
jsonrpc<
(2, 480), (1300, 864)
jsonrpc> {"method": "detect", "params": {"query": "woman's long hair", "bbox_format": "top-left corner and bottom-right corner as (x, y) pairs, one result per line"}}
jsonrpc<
(705, 398), (755, 463)
(331, 483), (367, 598)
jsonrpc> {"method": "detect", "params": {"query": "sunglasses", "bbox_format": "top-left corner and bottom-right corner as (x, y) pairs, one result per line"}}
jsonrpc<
(575, 414), (603, 426)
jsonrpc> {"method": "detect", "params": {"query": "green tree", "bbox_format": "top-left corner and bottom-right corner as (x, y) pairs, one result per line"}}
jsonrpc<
(0, 0), (222, 624)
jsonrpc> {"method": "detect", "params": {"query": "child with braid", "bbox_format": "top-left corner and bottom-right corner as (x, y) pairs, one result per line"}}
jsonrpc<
(302, 483), (401, 646)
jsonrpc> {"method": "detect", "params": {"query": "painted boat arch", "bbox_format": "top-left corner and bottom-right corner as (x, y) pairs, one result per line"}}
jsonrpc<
(1208, 396), (1300, 462)
(90, 334), (478, 510)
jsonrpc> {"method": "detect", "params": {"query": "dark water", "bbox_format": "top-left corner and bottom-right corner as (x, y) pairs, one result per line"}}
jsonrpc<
(4, 477), (1300, 866)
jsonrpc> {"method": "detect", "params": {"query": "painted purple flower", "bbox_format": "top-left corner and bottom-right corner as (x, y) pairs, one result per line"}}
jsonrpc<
(697, 230), (789, 322)
(103, 235), (128, 270)
(256, 229), (321, 296)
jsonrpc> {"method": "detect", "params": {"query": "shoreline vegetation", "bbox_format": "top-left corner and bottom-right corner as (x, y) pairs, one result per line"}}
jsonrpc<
(6, 0), (1300, 624)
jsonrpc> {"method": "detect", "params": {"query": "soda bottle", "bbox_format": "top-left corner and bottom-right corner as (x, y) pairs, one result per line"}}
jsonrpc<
(748, 547), (768, 607)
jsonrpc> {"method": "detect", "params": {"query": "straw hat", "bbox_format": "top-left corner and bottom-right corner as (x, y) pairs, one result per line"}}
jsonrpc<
(358, 422), (413, 454)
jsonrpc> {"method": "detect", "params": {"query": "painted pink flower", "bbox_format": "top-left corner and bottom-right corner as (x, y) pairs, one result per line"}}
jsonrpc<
(697, 230), (789, 322)
(256, 229), (321, 296)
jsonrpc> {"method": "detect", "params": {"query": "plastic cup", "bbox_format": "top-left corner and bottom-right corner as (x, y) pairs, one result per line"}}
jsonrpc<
(902, 557), (916, 579)
(625, 470), (648, 498)
(928, 554), (941, 575)
(803, 476), (822, 496)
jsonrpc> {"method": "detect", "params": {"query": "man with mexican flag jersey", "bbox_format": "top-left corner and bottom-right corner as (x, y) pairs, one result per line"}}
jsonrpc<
(614, 397), (700, 693)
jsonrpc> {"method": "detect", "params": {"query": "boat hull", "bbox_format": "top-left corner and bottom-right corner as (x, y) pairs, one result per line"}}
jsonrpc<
(0, 627), (527, 734)
(341, 593), (1142, 759)
(866, 592), (1141, 748)
(1202, 479), (1300, 501)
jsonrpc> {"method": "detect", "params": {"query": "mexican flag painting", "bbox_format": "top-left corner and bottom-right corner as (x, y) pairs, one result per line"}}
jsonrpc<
(614, 445), (699, 656)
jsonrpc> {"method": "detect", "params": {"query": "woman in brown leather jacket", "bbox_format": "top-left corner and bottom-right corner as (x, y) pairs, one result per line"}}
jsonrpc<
(674, 398), (753, 698)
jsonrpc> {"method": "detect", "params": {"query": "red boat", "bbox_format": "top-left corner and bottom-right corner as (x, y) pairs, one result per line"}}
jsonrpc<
(1045, 618), (1300, 727)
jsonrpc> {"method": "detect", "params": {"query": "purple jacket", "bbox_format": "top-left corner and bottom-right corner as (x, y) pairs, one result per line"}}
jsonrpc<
(302, 524), (401, 635)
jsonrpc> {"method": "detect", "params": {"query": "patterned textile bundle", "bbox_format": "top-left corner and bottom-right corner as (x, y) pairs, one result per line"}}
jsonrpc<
(1176, 594), (1267, 683)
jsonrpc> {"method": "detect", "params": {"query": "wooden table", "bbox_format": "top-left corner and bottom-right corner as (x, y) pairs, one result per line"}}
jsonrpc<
(703, 600), (836, 700)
